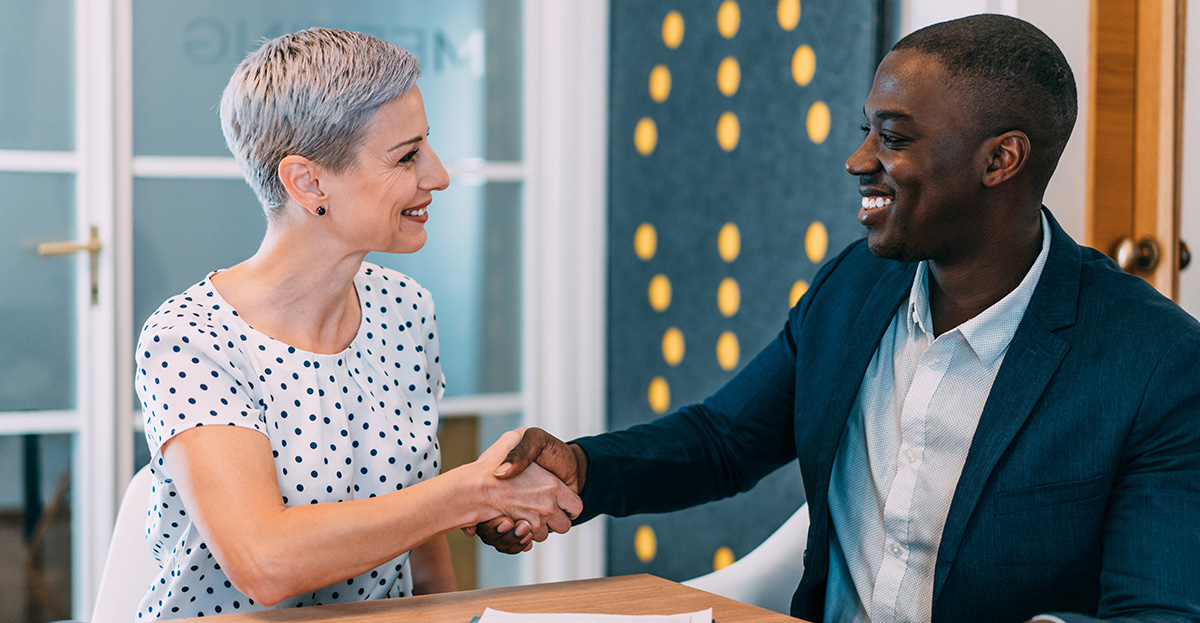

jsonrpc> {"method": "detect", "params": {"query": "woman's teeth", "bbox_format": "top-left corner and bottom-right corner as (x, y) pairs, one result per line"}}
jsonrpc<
(861, 196), (893, 209)
(402, 207), (427, 217)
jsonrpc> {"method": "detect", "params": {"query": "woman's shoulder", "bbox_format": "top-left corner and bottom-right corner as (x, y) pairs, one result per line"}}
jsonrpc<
(137, 274), (242, 348)
(357, 261), (436, 309)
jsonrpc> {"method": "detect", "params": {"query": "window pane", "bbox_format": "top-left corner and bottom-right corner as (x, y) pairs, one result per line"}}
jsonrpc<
(132, 178), (264, 337)
(0, 172), (76, 412)
(0, 434), (74, 622)
(0, 0), (74, 151)
(131, 0), (522, 161)
(369, 182), (522, 397)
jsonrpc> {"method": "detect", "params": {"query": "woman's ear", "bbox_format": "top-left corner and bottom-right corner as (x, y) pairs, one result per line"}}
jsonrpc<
(278, 155), (327, 216)
(981, 130), (1030, 188)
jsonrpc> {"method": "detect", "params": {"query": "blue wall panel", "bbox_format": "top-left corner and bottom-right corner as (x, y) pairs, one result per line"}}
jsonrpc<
(606, 0), (893, 581)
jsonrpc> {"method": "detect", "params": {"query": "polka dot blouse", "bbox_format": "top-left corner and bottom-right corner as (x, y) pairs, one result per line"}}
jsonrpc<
(135, 262), (445, 620)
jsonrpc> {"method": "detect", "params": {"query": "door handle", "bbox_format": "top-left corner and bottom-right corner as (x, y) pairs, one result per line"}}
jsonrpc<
(1180, 240), (1191, 271)
(38, 225), (101, 305)
(1111, 236), (1161, 274)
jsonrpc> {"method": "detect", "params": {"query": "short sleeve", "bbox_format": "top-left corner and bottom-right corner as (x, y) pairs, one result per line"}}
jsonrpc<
(136, 317), (264, 481)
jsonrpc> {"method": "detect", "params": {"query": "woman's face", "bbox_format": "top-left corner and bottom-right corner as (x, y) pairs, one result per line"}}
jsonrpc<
(322, 86), (449, 255)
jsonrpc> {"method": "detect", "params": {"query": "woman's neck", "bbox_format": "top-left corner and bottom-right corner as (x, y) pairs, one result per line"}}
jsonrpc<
(210, 223), (367, 354)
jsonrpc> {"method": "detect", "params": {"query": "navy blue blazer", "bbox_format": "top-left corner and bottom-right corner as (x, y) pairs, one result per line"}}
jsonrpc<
(576, 210), (1200, 622)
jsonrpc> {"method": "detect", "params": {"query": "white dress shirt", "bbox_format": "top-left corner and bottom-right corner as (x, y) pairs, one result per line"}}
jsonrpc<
(824, 213), (1051, 623)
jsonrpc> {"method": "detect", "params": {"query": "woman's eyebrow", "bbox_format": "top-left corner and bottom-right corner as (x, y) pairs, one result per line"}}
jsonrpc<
(387, 135), (423, 152)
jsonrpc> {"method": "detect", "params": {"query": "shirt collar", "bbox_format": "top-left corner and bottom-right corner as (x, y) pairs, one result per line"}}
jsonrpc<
(906, 211), (1052, 368)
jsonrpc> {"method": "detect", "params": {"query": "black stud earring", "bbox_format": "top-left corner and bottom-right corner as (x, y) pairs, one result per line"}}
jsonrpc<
(316, 206), (326, 216)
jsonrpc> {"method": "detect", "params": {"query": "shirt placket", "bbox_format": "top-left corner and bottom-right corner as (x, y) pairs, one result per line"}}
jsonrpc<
(870, 331), (952, 623)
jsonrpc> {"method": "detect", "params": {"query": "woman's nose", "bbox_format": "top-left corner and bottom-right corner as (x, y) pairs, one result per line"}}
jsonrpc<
(422, 147), (450, 191)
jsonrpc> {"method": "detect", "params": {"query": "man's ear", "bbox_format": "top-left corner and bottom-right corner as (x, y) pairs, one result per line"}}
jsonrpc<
(981, 130), (1030, 188)
(278, 154), (327, 215)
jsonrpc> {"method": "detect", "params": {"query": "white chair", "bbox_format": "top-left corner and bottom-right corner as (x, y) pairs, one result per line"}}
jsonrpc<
(683, 502), (810, 615)
(88, 465), (160, 623)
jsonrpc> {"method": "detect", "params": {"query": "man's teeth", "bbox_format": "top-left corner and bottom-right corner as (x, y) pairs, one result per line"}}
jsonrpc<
(402, 207), (427, 217)
(861, 196), (893, 209)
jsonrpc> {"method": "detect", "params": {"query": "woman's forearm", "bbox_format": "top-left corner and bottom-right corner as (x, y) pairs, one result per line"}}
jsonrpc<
(162, 426), (575, 606)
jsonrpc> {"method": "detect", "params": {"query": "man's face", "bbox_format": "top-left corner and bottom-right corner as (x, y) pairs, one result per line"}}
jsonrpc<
(846, 50), (993, 265)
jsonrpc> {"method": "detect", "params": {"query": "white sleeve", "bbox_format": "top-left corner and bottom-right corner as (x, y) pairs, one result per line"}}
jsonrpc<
(136, 318), (264, 482)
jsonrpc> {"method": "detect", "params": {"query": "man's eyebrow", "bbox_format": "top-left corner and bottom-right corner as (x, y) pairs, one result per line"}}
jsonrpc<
(863, 109), (913, 122)
(387, 130), (429, 152)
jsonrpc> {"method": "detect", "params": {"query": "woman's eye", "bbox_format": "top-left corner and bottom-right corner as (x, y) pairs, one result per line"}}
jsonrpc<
(398, 148), (419, 165)
(859, 124), (870, 134)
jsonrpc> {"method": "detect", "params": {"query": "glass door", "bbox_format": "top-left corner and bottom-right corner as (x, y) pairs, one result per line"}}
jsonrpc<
(0, 0), (120, 620)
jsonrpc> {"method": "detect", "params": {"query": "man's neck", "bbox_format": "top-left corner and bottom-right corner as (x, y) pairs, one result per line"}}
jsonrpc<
(926, 212), (1044, 336)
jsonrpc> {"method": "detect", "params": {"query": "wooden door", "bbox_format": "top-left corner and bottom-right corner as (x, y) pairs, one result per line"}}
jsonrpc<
(1089, 0), (1185, 297)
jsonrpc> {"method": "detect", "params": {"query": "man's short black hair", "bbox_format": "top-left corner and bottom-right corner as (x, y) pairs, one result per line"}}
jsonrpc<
(893, 14), (1078, 192)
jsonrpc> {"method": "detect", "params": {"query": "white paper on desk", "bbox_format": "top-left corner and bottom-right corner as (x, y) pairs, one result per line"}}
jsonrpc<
(475, 607), (713, 623)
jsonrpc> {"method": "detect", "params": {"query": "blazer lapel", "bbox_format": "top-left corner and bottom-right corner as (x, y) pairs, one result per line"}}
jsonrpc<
(809, 262), (914, 535)
(932, 210), (1081, 605)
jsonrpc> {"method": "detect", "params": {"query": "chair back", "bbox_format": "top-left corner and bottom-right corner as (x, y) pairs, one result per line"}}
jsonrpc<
(683, 502), (810, 615)
(90, 465), (159, 623)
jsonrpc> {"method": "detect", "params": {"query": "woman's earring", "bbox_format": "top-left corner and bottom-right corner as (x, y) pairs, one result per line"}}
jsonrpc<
(316, 206), (326, 216)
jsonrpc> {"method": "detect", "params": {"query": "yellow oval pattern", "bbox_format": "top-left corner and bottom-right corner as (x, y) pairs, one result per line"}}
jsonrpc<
(713, 546), (736, 570)
(634, 223), (658, 261)
(717, 332), (740, 371)
(806, 101), (831, 144)
(635, 117), (659, 155)
(805, 221), (828, 263)
(717, 111), (740, 152)
(718, 278), (741, 317)
(777, 0), (801, 30)
(717, 57), (741, 97)
(662, 327), (685, 366)
(792, 44), (816, 86)
(789, 279), (810, 307)
(717, 1), (741, 38)
(647, 376), (671, 414)
(635, 525), (658, 562)
(718, 222), (741, 262)
(648, 274), (672, 311)
(662, 11), (685, 49)
(649, 64), (672, 102)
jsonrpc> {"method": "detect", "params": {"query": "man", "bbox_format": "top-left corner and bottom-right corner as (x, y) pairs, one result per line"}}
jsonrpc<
(474, 14), (1200, 623)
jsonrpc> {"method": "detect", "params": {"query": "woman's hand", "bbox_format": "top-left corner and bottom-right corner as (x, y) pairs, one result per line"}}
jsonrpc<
(469, 429), (583, 543)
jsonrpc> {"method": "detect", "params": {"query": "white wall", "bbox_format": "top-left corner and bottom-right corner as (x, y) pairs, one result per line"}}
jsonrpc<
(902, 0), (1090, 242)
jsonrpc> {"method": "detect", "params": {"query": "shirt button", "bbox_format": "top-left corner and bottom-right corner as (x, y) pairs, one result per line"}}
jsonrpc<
(911, 309), (920, 324)
(904, 449), (918, 463)
(888, 543), (903, 558)
(928, 358), (942, 370)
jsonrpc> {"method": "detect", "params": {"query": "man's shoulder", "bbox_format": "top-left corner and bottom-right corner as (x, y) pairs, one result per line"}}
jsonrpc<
(1073, 245), (1200, 339)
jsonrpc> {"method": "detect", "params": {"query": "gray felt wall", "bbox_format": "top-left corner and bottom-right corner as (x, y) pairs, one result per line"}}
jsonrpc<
(606, 0), (896, 581)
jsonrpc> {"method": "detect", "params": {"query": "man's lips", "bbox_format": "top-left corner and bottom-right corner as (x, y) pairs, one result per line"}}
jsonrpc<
(858, 194), (893, 225)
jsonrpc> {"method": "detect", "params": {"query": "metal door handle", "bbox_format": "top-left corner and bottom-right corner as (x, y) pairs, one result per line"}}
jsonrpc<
(38, 225), (101, 305)
(1112, 236), (1161, 274)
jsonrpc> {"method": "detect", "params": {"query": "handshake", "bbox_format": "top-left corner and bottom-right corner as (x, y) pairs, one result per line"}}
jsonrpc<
(460, 427), (588, 553)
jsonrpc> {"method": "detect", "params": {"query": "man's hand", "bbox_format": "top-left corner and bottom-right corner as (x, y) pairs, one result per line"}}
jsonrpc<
(463, 428), (589, 553)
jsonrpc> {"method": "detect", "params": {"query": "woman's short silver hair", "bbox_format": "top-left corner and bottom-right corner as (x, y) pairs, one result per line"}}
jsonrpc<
(219, 27), (421, 217)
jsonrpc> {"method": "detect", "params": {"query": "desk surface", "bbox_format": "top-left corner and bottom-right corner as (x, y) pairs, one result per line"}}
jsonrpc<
(172, 574), (802, 622)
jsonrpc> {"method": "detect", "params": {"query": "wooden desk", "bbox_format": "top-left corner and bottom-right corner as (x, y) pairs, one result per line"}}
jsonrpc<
(173, 574), (803, 622)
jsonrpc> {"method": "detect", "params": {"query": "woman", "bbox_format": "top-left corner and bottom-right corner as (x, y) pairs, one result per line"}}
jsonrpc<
(134, 28), (578, 619)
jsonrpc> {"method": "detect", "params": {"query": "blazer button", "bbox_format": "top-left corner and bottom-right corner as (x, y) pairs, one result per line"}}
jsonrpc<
(802, 548), (808, 564)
